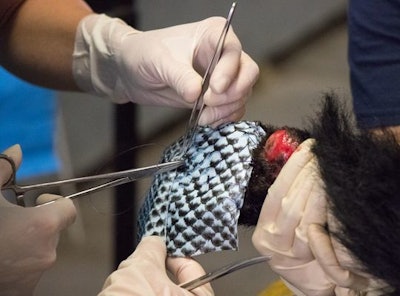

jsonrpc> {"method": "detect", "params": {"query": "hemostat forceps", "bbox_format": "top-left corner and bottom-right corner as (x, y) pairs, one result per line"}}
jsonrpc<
(180, 2), (237, 155)
(0, 153), (183, 207)
(179, 255), (271, 291)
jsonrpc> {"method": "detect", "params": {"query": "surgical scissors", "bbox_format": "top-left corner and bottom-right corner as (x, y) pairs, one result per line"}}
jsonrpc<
(179, 255), (271, 291)
(0, 153), (183, 207)
(180, 2), (237, 155)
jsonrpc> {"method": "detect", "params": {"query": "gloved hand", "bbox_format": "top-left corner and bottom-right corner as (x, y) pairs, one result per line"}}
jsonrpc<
(0, 145), (76, 296)
(308, 216), (390, 295)
(99, 236), (213, 296)
(73, 14), (259, 126)
(252, 139), (335, 296)
(252, 139), (384, 296)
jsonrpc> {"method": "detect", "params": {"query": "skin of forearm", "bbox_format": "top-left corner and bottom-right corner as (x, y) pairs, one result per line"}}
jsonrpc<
(0, 0), (92, 90)
(371, 125), (400, 143)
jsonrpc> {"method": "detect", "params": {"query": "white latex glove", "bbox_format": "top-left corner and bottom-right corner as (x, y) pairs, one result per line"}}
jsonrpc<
(0, 145), (76, 296)
(308, 218), (390, 295)
(99, 236), (213, 296)
(73, 14), (259, 126)
(252, 139), (336, 296)
(252, 139), (385, 296)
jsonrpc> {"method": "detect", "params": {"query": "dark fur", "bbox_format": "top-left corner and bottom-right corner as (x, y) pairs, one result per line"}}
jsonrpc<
(240, 126), (310, 226)
(240, 94), (400, 294)
(311, 94), (400, 295)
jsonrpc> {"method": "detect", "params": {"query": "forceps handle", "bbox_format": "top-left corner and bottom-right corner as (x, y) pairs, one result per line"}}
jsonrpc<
(34, 177), (133, 207)
(179, 255), (271, 291)
(37, 160), (182, 205)
(11, 160), (182, 194)
(181, 2), (237, 154)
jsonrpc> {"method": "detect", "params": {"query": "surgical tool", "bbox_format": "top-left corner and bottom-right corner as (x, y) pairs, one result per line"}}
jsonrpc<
(179, 255), (271, 291)
(180, 2), (237, 155)
(0, 153), (183, 207)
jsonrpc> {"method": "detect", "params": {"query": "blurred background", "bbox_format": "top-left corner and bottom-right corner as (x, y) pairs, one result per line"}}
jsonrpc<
(0, 0), (350, 295)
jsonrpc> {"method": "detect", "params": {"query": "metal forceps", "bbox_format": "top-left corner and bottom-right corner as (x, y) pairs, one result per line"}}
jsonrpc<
(180, 2), (237, 155)
(0, 153), (183, 207)
(179, 255), (271, 291)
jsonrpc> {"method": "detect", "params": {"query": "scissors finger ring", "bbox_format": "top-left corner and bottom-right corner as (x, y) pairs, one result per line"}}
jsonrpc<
(0, 153), (17, 187)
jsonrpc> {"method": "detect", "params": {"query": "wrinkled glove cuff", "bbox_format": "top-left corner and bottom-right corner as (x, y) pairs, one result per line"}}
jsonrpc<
(271, 261), (335, 296)
(72, 14), (139, 103)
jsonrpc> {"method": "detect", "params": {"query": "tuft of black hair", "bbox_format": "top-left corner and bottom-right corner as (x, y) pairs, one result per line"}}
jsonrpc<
(311, 93), (400, 295)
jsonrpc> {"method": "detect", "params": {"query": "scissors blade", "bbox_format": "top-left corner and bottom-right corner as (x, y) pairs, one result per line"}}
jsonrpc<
(180, 2), (237, 156)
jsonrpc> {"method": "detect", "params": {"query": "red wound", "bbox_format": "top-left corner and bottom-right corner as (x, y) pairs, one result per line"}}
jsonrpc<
(264, 129), (299, 163)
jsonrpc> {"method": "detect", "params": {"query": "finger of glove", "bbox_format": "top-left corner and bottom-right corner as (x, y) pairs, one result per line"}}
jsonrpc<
(207, 106), (246, 128)
(187, 52), (256, 123)
(255, 185), (326, 267)
(291, 163), (327, 258)
(200, 58), (255, 126)
(252, 140), (315, 256)
(204, 52), (258, 112)
(308, 224), (369, 290)
(148, 21), (206, 105)
(208, 49), (259, 99)
(295, 166), (326, 242)
(167, 257), (214, 296)
(199, 95), (246, 126)
(334, 287), (358, 296)
(36, 194), (62, 205)
(35, 195), (77, 232)
(257, 139), (315, 227)
(101, 236), (171, 296)
(278, 263), (336, 296)
(157, 59), (203, 106)
(119, 237), (207, 296)
(171, 65), (203, 105)
(0, 145), (22, 185)
(130, 28), (202, 106)
(126, 236), (167, 266)
(207, 27), (242, 94)
(270, 158), (318, 251)
(193, 18), (242, 94)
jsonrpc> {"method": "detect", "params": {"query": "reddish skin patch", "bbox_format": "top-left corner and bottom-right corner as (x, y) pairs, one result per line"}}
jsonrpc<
(264, 129), (299, 164)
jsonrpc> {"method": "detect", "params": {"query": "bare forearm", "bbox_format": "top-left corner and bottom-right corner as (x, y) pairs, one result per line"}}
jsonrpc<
(0, 0), (92, 90)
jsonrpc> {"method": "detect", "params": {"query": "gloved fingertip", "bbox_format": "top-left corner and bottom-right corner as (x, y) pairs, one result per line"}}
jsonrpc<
(140, 235), (166, 246)
(2, 144), (23, 165)
(211, 75), (230, 94)
(35, 194), (62, 206)
(297, 138), (315, 151)
(2, 144), (21, 155)
(178, 70), (202, 103)
(135, 236), (167, 257)
(197, 110), (212, 126)
(198, 114), (224, 127)
(308, 223), (327, 240)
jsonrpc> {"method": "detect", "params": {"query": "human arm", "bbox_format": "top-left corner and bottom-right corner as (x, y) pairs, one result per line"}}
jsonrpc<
(0, 144), (76, 295)
(0, 0), (92, 89)
(98, 236), (213, 296)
